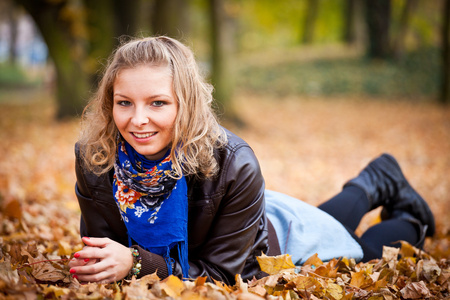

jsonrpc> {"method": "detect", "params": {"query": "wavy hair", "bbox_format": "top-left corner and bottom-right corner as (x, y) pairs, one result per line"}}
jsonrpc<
(79, 36), (227, 178)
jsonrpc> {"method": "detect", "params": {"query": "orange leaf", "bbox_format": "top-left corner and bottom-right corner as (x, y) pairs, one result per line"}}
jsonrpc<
(303, 253), (323, 268)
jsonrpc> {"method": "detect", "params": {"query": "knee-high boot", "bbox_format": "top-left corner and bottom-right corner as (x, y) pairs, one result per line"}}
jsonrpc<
(344, 153), (435, 237)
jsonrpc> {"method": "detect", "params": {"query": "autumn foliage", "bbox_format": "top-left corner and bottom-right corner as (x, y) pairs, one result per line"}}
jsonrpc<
(1, 91), (449, 299)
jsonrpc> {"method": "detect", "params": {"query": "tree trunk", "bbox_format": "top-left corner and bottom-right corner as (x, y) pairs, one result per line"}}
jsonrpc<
(343, 0), (357, 44)
(7, 1), (19, 65)
(152, 0), (190, 39)
(441, 0), (450, 104)
(15, 0), (89, 119)
(343, 0), (365, 46)
(83, 0), (116, 83)
(114, 0), (144, 37)
(209, 0), (238, 122)
(391, 0), (418, 59)
(365, 0), (391, 59)
(301, 0), (319, 44)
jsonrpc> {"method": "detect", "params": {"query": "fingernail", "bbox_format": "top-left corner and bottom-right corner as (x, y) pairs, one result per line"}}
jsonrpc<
(74, 253), (80, 258)
(70, 269), (76, 274)
(73, 274), (78, 279)
(84, 258), (90, 262)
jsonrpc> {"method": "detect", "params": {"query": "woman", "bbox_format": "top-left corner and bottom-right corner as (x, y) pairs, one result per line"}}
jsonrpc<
(69, 36), (435, 284)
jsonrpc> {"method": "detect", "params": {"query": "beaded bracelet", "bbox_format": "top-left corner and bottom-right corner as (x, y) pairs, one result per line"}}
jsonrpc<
(127, 247), (142, 279)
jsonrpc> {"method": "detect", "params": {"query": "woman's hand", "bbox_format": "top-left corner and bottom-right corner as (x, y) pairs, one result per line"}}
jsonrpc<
(68, 237), (133, 283)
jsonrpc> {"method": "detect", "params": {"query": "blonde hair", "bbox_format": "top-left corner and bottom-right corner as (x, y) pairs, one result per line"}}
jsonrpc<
(79, 36), (227, 178)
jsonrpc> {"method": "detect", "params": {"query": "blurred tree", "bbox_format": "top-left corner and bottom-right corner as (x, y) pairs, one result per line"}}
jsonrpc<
(152, 0), (190, 39)
(0, 0), (19, 65)
(343, 0), (365, 46)
(302, 0), (319, 44)
(7, 2), (19, 65)
(391, 0), (418, 59)
(15, 0), (89, 119)
(442, 0), (450, 104)
(83, 0), (116, 83)
(209, 0), (240, 123)
(365, 0), (391, 59)
(13, 0), (152, 119)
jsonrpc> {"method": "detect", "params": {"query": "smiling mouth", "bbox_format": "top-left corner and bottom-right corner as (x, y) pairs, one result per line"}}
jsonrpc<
(132, 132), (157, 138)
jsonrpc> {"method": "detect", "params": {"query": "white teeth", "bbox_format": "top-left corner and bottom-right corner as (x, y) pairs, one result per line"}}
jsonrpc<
(133, 132), (156, 138)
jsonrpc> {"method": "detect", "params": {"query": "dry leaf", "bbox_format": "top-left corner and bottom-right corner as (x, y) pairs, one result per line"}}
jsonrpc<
(160, 275), (184, 297)
(382, 246), (399, 269)
(2, 198), (22, 220)
(420, 259), (441, 283)
(303, 253), (324, 268)
(350, 269), (373, 289)
(400, 281), (432, 299)
(256, 253), (296, 275)
(41, 284), (70, 297)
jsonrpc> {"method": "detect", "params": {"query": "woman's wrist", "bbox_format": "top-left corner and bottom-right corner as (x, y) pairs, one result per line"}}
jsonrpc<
(127, 247), (142, 279)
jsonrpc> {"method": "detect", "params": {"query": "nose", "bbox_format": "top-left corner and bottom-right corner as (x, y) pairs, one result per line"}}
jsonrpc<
(131, 108), (149, 127)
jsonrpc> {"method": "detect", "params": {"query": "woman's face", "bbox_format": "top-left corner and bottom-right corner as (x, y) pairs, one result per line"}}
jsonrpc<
(113, 65), (178, 161)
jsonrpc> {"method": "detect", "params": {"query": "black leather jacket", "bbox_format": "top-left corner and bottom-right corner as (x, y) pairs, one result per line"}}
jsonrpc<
(75, 129), (278, 284)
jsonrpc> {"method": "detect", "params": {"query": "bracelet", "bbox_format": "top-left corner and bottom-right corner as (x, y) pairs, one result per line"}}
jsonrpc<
(127, 247), (142, 279)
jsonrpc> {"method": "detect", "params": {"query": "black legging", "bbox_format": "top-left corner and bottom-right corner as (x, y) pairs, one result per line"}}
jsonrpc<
(318, 186), (419, 261)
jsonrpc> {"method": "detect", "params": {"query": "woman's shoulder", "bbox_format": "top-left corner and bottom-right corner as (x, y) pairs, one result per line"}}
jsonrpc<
(214, 127), (262, 179)
(220, 127), (253, 153)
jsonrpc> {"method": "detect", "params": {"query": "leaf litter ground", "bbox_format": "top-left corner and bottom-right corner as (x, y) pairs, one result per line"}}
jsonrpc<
(0, 90), (449, 299)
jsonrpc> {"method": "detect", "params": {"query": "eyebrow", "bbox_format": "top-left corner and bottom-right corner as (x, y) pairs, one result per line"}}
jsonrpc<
(113, 93), (173, 99)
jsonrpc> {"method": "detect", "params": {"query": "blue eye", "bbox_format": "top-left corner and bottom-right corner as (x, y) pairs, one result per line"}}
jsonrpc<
(117, 100), (131, 106)
(153, 101), (165, 107)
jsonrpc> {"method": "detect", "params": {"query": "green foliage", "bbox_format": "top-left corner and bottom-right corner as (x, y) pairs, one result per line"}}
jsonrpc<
(0, 64), (39, 89)
(236, 47), (440, 99)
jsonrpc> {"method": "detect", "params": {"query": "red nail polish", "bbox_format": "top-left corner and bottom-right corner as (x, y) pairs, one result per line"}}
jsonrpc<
(73, 275), (78, 279)
(84, 258), (90, 262)
(74, 253), (80, 258)
(70, 269), (76, 274)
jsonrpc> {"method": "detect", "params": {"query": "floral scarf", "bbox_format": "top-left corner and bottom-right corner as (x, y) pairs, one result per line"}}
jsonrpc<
(113, 137), (189, 278)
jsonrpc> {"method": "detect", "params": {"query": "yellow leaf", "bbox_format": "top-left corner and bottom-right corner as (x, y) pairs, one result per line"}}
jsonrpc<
(41, 285), (70, 297)
(161, 275), (184, 297)
(399, 241), (416, 258)
(291, 275), (320, 291)
(350, 270), (373, 289)
(256, 253), (296, 275)
(57, 240), (73, 256)
(325, 282), (343, 300)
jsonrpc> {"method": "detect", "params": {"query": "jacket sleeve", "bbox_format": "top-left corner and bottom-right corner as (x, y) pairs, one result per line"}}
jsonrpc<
(179, 144), (267, 284)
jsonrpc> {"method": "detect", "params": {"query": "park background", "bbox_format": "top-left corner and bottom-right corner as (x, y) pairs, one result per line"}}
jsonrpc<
(0, 0), (449, 292)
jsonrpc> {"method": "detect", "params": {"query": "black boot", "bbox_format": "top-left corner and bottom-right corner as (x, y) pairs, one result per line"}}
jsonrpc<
(344, 153), (435, 237)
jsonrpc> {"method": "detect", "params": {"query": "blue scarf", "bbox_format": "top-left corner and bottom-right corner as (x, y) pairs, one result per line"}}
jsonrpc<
(113, 138), (189, 278)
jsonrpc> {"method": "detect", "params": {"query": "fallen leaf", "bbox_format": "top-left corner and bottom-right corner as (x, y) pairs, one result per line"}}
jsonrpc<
(2, 198), (22, 220)
(350, 270), (373, 289)
(421, 259), (441, 283)
(325, 282), (343, 300)
(256, 253), (296, 275)
(400, 281), (432, 299)
(382, 246), (399, 269)
(41, 284), (70, 297)
(303, 253), (324, 268)
(160, 275), (184, 297)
